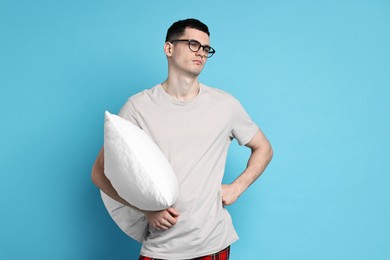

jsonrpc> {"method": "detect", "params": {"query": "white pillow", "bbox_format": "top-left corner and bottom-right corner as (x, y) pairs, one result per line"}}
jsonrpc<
(101, 111), (179, 241)
(103, 111), (179, 211)
(100, 191), (148, 242)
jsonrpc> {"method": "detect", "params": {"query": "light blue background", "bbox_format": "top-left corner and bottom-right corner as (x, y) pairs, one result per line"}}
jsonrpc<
(1, 0), (389, 259)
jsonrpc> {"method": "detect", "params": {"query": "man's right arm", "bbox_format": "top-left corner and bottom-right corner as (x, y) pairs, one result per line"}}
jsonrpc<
(91, 146), (180, 230)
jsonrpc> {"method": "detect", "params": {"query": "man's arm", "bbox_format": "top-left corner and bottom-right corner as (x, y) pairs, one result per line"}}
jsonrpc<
(222, 129), (273, 206)
(91, 147), (180, 230)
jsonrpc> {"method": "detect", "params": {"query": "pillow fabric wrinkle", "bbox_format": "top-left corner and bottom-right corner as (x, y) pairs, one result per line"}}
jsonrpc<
(101, 191), (148, 242)
(101, 111), (179, 241)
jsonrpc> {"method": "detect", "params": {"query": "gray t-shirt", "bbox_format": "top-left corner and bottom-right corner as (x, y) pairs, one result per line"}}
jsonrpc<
(119, 84), (259, 259)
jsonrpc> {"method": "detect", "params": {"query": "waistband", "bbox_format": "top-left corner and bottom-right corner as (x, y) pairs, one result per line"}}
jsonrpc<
(139, 246), (230, 260)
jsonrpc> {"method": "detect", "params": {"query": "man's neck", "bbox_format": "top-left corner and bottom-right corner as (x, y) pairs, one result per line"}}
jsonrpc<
(161, 76), (200, 101)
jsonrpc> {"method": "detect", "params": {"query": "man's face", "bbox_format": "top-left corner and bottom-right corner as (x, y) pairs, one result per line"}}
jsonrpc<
(168, 28), (210, 77)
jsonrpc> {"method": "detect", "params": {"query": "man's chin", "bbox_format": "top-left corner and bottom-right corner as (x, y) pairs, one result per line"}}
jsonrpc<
(190, 68), (203, 77)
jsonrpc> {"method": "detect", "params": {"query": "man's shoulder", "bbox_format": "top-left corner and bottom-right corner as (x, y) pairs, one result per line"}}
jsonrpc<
(127, 84), (160, 103)
(202, 84), (239, 104)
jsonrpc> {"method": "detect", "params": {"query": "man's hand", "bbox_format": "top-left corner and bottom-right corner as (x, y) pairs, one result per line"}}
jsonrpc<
(143, 208), (180, 231)
(221, 184), (243, 206)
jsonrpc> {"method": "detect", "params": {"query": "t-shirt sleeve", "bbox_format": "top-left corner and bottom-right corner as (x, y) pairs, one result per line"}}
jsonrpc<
(230, 99), (259, 146)
(118, 98), (139, 126)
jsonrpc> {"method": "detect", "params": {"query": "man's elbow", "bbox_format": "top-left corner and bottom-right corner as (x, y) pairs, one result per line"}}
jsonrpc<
(91, 163), (100, 188)
(267, 144), (273, 163)
(260, 139), (273, 165)
(91, 158), (105, 189)
(91, 148), (105, 188)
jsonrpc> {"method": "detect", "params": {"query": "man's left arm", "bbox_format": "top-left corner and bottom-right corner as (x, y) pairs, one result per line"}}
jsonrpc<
(222, 129), (273, 206)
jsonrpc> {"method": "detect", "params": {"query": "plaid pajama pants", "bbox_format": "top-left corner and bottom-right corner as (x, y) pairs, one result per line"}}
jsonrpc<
(139, 246), (230, 260)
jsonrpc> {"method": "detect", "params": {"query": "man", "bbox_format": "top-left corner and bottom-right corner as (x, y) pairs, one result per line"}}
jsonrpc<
(92, 18), (273, 259)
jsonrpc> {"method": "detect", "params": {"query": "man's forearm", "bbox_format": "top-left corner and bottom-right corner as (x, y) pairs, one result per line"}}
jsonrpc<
(222, 130), (273, 206)
(233, 142), (273, 195)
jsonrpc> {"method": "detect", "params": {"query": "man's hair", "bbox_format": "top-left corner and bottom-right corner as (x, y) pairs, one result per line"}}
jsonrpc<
(165, 18), (210, 42)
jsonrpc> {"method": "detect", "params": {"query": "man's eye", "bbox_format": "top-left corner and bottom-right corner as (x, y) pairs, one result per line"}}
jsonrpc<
(190, 41), (200, 48)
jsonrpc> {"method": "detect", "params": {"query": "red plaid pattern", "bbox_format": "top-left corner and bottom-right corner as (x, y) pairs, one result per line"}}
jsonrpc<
(139, 246), (230, 260)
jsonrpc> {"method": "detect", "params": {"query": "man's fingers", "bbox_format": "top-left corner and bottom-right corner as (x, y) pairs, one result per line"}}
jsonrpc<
(164, 210), (178, 225)
(167, 207), (180, 217)
(155, 218), (174, 230)
(145, 208), (180, 230)
(156, 223), (169, 230)
(161, 219), (173, 229)
(155, 210), (178, 230)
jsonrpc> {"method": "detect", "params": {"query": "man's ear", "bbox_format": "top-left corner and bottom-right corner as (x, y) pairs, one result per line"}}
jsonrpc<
(164, 42), (173, 57)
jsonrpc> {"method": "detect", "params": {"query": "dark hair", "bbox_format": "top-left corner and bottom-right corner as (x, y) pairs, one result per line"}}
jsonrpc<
(165, 18), (210, 42)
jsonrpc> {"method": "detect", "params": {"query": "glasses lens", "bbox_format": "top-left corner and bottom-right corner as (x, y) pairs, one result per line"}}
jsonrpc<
(207, 47), (215, 58)
(188, 40), (201, 52)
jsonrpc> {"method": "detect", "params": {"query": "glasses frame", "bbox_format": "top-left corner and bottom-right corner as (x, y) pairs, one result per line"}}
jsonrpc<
(170, 39), (216, 58)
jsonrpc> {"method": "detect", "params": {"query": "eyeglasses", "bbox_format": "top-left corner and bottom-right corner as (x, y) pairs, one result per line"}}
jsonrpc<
(170, 39), (216, 58)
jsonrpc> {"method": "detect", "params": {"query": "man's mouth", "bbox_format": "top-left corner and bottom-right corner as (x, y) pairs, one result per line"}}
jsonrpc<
(193, 60), (203, 65)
